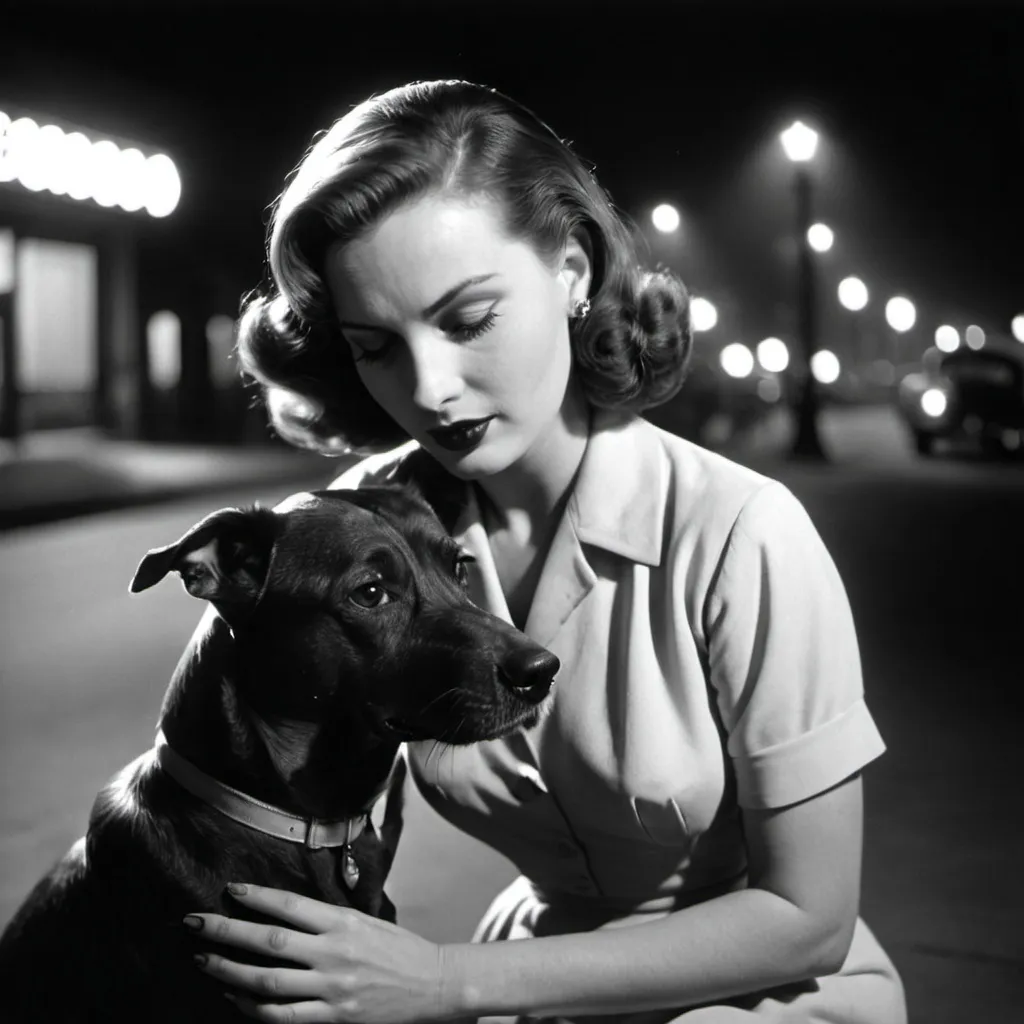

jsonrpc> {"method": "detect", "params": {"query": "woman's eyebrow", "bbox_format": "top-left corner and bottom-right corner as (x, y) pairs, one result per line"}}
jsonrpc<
(339, 273), (499, 332)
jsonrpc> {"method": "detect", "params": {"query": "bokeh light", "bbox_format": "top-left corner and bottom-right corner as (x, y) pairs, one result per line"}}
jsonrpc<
(934, 325), (960, 353)
(0, 111), (180, 217)
(1011, 315), (1024, 343)
(691, 296), (718, 332)
(720, 343), (754, 379)
(921, 388), (948, 418)
(838, 277), (869, 311)
(885, 296), (917, 332)
(807, 223), (834, 252)
(756, 337), (790, 373)
(651, 204), (680, 234)
(811, 350), (841, 384)
(780, 120), (819, 162)
(965, 324), (986, 350)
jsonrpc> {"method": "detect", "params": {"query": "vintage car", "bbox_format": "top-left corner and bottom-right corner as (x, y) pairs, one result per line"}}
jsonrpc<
(897, 344), (1024, 457)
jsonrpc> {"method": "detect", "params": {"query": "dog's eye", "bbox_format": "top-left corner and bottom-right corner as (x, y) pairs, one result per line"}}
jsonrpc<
(349, 583), (391, 608)
(454, 554), (476, 585)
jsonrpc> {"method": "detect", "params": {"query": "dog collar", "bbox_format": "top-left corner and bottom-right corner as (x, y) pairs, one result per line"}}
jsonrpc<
(153, 731), (369, 861)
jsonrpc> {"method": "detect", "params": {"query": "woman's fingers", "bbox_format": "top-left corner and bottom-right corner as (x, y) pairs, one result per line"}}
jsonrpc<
(187, 912), (318, 963)
(225, 883), (350, 933)
(225, 993), (338, 1022)
(196, 952), (324, 1000)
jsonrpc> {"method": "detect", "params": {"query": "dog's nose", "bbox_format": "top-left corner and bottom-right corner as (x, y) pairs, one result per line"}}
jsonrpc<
(499, 649), (560, 704)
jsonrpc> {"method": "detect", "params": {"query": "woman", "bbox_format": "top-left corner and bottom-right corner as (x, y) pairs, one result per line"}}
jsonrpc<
(186, 80), (907, 1023)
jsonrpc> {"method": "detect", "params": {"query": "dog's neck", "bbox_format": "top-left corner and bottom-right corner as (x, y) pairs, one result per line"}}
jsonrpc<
(157, 614), (400, 821)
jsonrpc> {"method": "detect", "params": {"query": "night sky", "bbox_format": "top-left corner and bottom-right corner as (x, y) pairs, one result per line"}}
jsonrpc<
(2, 0), (1022, 346)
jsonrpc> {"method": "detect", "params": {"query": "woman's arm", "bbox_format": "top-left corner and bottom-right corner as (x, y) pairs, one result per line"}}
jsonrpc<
(189, 772), (862, 1022)
(442, 771), (862, 1019)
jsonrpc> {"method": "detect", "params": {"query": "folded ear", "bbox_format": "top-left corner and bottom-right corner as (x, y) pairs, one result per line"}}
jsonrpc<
(129, 506), (279, 622)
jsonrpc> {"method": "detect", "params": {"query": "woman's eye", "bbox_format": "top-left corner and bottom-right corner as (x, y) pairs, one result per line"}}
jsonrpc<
(351, 342), (395, 367)
(349, 583), (391, 608)
(449, 309), (499, 341)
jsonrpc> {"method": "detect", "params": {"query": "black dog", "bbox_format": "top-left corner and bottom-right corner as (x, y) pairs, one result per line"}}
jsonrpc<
(0, 485), (558, 1022)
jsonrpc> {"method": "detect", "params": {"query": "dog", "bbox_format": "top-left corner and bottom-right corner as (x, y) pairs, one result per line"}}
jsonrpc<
(0, 484), (558, 1022)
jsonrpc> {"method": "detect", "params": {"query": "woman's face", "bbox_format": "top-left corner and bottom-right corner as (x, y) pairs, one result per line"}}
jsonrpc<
(324, 192), (591, 479)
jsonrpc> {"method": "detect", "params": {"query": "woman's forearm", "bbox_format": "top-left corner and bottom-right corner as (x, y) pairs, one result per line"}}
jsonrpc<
(439, 887), (847, 1019)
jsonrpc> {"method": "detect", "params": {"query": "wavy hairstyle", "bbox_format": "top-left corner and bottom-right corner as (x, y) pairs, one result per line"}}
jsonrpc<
(237, 79), (692, 453)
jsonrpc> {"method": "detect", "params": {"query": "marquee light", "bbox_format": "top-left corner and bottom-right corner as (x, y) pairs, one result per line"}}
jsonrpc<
(0, 110), (181, 218)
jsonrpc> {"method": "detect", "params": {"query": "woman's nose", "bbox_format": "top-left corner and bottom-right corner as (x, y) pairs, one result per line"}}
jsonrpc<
(407, 331), (464, 414)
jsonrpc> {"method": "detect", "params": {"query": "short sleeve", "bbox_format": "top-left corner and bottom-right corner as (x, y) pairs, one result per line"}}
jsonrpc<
(704, 481), (885, 810)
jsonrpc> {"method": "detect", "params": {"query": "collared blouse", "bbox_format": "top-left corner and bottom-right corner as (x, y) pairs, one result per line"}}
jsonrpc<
(331, 409), (904, 1022)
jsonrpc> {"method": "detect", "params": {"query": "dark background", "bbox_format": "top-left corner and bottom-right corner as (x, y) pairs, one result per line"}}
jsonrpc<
(2, 0), (1021, 343)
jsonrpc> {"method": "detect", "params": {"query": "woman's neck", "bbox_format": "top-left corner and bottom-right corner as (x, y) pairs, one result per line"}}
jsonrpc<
(476, 393), (591, 543)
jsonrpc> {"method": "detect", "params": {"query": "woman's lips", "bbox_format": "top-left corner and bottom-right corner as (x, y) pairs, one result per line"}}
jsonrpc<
(426, 416), (494, 452)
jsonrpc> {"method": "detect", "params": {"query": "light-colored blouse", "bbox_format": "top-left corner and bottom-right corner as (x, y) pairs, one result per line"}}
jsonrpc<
(332, 409), (906, 1023)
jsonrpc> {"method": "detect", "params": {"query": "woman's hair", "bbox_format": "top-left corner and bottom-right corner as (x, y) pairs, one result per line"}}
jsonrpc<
(237, 79), (693, 454)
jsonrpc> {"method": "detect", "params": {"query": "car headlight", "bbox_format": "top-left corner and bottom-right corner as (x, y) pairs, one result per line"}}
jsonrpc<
(920, 388), (949, 418)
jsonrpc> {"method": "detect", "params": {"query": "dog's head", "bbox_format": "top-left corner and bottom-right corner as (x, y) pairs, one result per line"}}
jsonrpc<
(131, 486), (558, 746)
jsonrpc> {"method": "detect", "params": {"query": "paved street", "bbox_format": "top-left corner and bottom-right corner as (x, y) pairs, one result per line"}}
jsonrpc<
(2, 405), (1022, 1022)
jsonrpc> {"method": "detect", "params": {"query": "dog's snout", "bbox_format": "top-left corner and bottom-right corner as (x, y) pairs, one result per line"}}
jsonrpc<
(499, 648), (560, 704)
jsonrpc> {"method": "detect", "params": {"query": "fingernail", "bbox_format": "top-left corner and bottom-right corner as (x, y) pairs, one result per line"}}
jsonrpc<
(182, 915), (204, 931)
(193, 953), (208, 968)
(226, 882), (248, 896)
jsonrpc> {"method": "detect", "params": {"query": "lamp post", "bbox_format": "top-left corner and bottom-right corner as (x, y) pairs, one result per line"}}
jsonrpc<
(780, 120), (827, 460)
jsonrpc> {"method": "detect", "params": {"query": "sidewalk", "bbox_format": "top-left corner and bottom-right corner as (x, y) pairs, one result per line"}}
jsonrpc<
(0, 428), (346, 531)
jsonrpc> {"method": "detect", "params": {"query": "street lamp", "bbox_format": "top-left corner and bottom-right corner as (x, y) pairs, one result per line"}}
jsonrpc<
(651, 203), (681, 234)
(779, 119), (826, 459)
(885, 296), (916, 369)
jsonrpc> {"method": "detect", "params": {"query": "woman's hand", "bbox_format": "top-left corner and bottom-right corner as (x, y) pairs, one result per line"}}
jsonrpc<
(185, 883), (451, 1023)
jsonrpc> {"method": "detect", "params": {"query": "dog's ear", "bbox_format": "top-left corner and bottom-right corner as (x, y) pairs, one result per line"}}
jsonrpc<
(129, 507), (279, 619)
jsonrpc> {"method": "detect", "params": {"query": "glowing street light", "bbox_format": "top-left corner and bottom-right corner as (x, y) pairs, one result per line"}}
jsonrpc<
(1011, 314), (1024, 343)
(811, 350), (841, 384)
(651, 203), (680, 234)
(934, 325), (960, 353)
(780, 120), (819, 162)
(965, 324), (986, 350)
(807, 223), (834, 252)
(885, 296), (916, 332)
(691, 296), (718, 332)
(757, 337), (790, 373)
(838, 276), (869, 312)
(720, 343), (755, 379)
(779, 118), (826, 459)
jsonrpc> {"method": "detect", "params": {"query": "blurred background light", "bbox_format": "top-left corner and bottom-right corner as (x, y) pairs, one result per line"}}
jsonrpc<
(807, 222), (834, 252)
(691, 296), (718, 332)
(720, 342), (754, 378)
(921, 388), (948, 418)
(1011, 314), (1024, 343)
(838, 276), (869, 311)
(965, 324), (985, 350)
(811, 349), (841, 384)
(934, 324), (960, 353)
(757, 377), (782, 402)
(0, 228), (14, 294)
(143, 153), (182, 218)
(885, 296), (917, 332)
(116, 148), (148, 213)
(0, 112), (180, 217)
(780, 120), (819, 162)
(756, 336), (790, 373)
(651, 203), (680, 234)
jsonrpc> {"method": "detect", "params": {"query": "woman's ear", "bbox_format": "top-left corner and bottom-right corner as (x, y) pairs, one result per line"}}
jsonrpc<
(558, 228), (594, 309)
